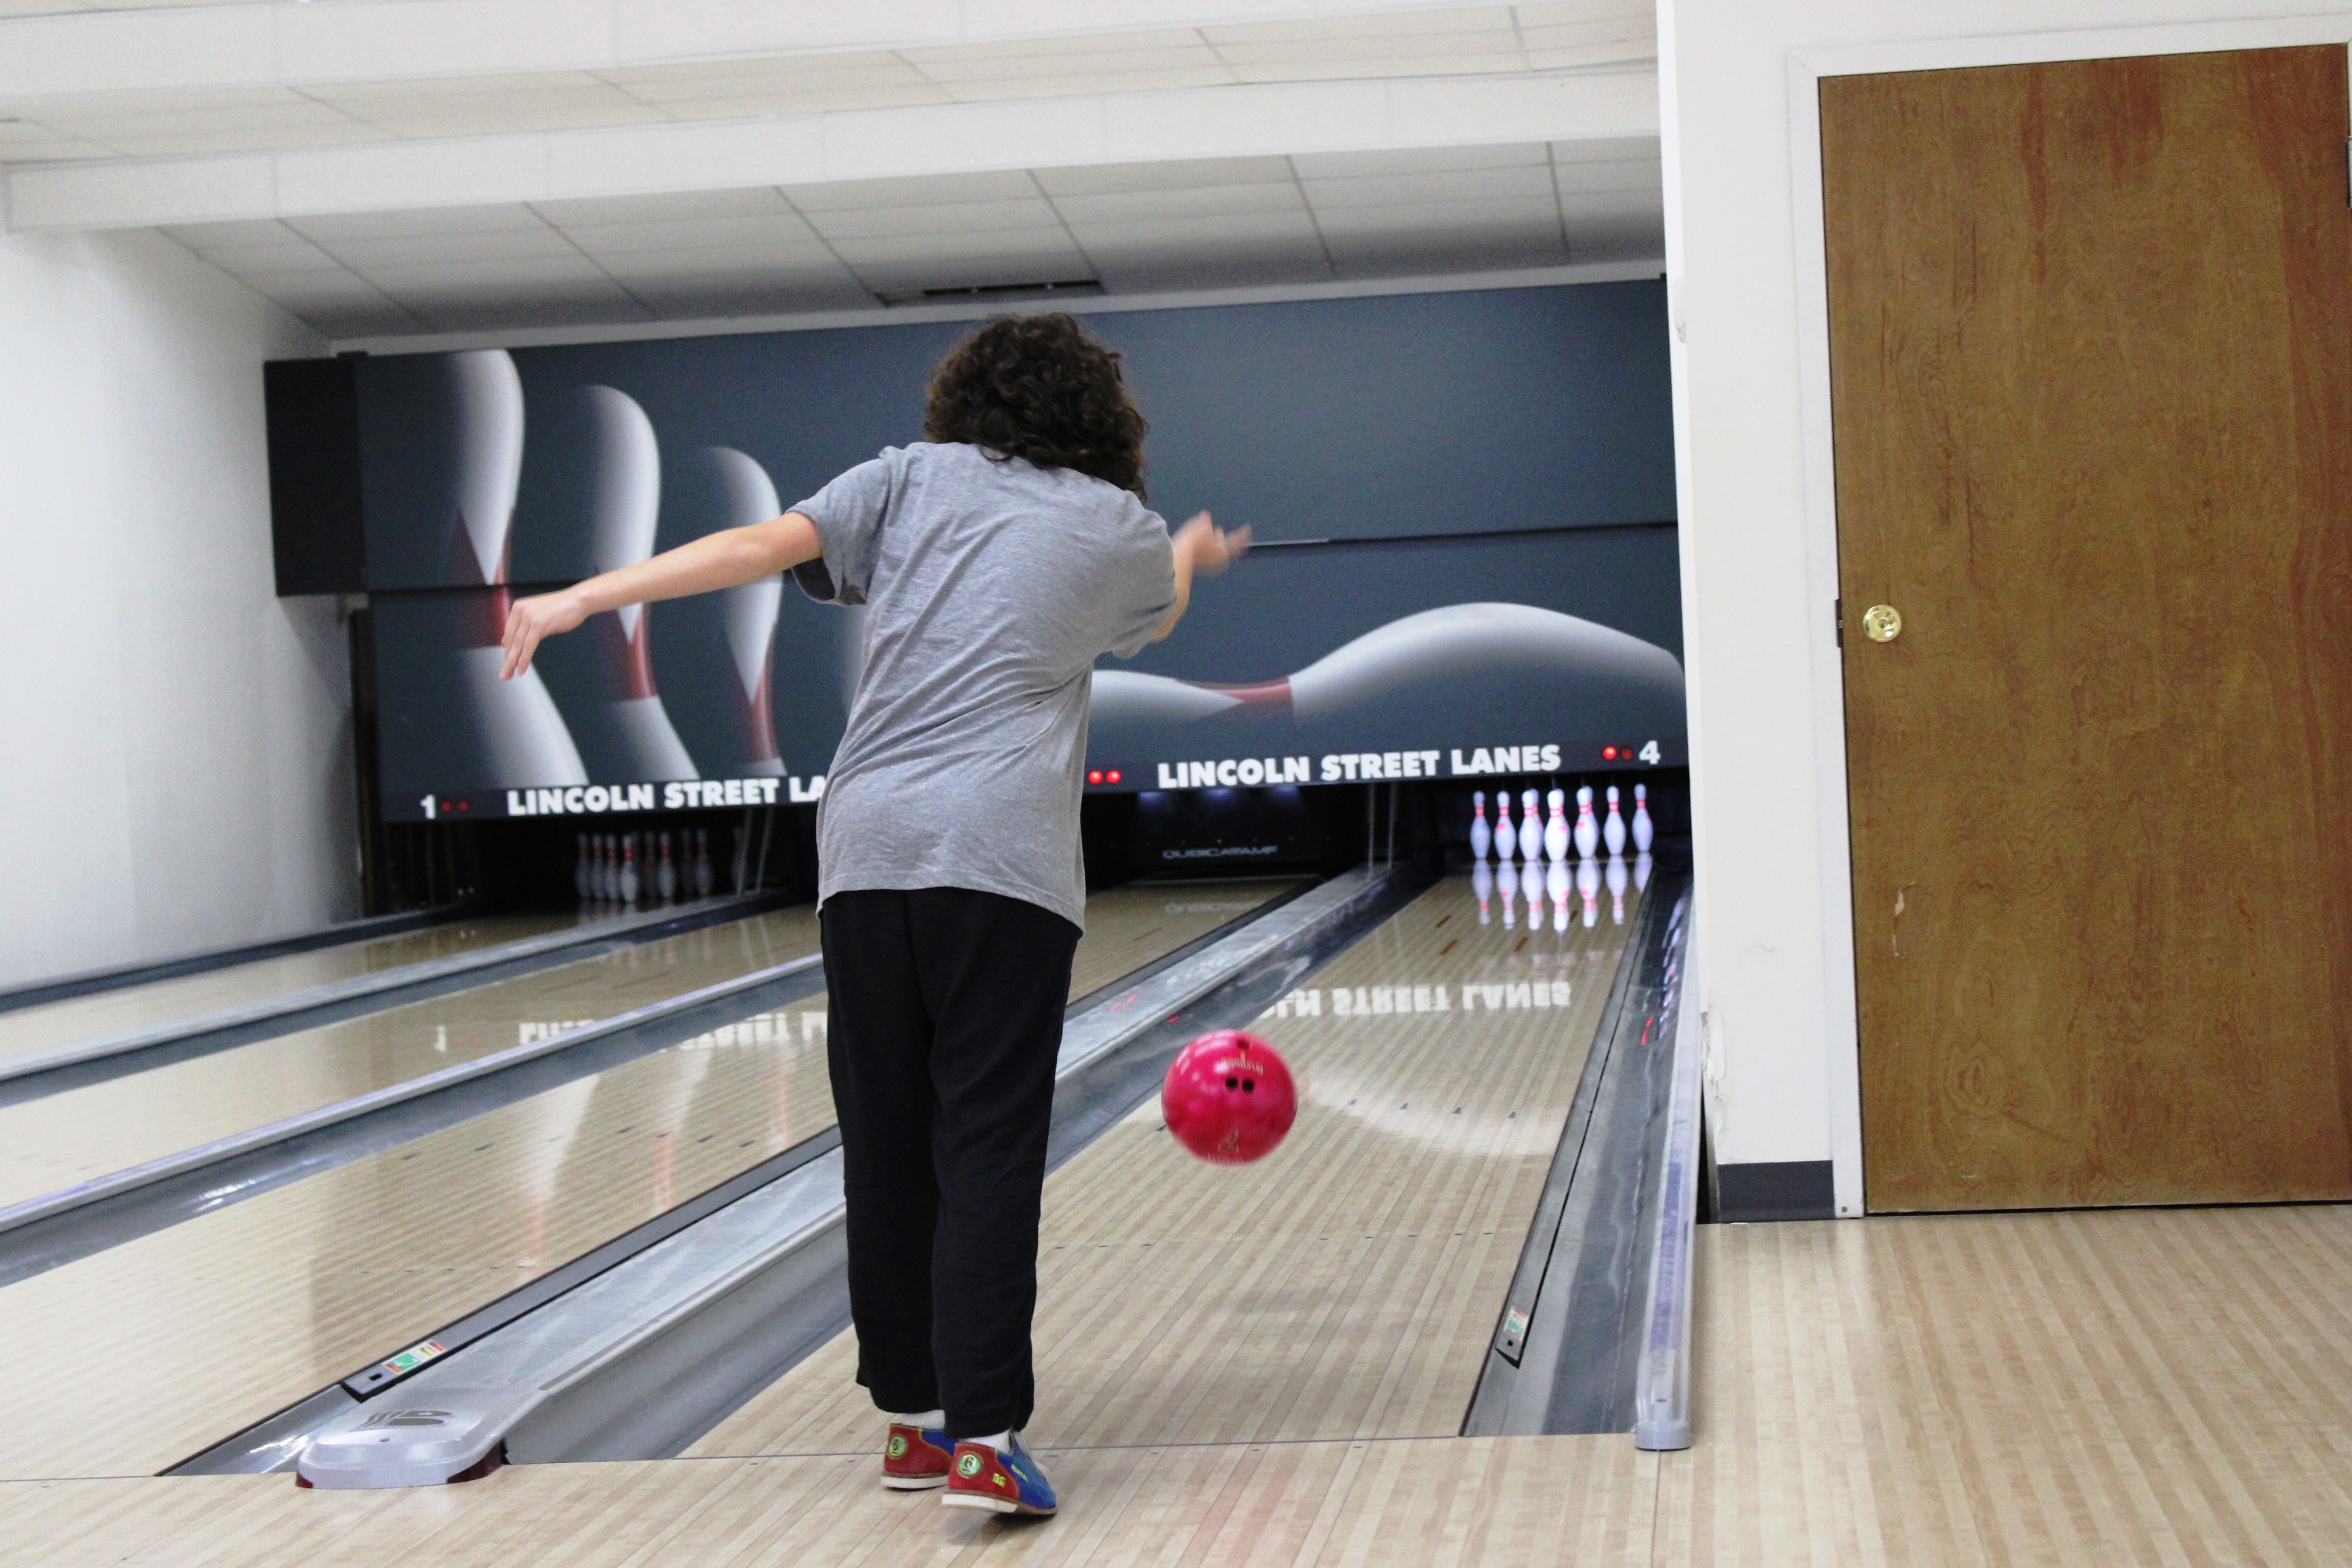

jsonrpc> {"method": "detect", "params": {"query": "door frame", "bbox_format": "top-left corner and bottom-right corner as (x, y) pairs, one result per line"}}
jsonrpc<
(1781, 16), (2352, 1218)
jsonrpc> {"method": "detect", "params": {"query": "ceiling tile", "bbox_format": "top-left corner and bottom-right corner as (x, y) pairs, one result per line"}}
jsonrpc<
(941, 66), (1236, 102)
(1229, 51), (1528, 82)
(1555, 187), (1664, 223)
(1203, 9), (1517, 45)
(1548, 135), (1661, 165)
(655, 84), (953, 119)
(902, 29), (1207, 66)
(785, 169), (1043, 211)
(804, 197), (1062, 241)
(909, 42), (1219, 84)
(593, 249), (858, 286)
(529, 187), (793, 225)
(183, 237), (348, 272)
(825, 230), (1085, 269)
(288, 204), (553, 242)
(1552, 156), (1661, 197)
(312, 227), (579, 270)
(554, 212), (826, 256)
(1033, 155), (1294, 197)
(1302, 165), (1555, 209)
(600, 51), (924, 96)
(1050, 181), (1302, 227)
(1091, 253), (1333, 294)
(161, 217), (305, 251)
(1292, 143), (1548, 179)
(347, 255), (616, 294)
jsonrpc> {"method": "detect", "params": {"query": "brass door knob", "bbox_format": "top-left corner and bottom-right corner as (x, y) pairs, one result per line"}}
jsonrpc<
(1862, 604), (1903, 643)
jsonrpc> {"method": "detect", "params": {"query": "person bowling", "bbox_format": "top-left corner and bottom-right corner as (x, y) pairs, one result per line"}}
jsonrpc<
(498, 313), (1248, 1519)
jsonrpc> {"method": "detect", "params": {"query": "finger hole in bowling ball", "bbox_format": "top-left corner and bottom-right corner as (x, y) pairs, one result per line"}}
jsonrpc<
(1243, 1081), (1255, 1092)
(1225, 1077), (1237, 1090)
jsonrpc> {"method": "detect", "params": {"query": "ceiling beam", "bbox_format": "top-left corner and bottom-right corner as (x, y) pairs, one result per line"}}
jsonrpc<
(0, 0), (1541, 103)
(4, 67), (1657, 233)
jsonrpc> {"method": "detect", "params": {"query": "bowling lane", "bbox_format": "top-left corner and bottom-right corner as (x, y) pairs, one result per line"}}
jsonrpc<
(0, 910), (590, 1072)
(692, 869), (1644, 1458)
(0, 877), (1302, 1478)
(0, 908), (820, 1211)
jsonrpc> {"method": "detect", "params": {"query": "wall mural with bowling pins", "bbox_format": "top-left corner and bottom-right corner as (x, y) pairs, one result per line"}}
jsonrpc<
(350, 281), (1683, 822)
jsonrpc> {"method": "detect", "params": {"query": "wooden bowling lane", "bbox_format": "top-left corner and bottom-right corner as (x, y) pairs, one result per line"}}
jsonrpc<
(691, 872), (1640, 1460)
(0, 908), (822, 1211)
(0, 911), (588, 1071)
(0, 880), (1298, 1481)
(1065, 877), (1303, 1000)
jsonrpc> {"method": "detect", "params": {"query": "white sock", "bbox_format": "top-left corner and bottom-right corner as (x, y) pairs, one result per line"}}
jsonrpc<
(968, 1428), (1013, 1453)
(889, 1410), (944, 1428)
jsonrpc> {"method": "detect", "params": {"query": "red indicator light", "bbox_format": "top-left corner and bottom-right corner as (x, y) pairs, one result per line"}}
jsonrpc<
(1106, 770), (1122, 784)
(1087, 770), (1104, 785)
(1602, 746), (1617, 760)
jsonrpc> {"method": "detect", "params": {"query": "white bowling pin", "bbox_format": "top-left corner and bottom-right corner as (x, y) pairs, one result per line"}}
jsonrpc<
(620, 839), (641, 905)
(574, 834), (591, 903)
(1607, 855), (1628, 924)
(1577, 856), (1601, 927)
(1635, 851), (1653, 892)
(1472, 858), (1494, 924)
(1547, 858), (1570, 931)
(591, 837), (608, 902)
(1573, 786), (1600, 858)
(658, 833), (679, 902)
(1469, 791), (1491, 862)
(1632, 784), (1655, 853)
(693, 829), (714, 898)
(1603, 786), (1628, 855)
(1544, 788), (1570, 864)
(1521, 789), (1540, 858)
(1494, 793), (1518, 864)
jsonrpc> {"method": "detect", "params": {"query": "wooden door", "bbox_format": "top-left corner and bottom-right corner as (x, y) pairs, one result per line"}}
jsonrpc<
(1824, 47), (2352, 1211)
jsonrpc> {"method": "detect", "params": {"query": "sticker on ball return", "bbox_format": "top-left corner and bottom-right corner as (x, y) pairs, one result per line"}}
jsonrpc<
(1162, 1030), (1298, 1165)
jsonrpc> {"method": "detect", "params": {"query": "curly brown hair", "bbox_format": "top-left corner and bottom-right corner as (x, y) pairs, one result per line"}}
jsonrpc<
(923, 313), (1149, 499)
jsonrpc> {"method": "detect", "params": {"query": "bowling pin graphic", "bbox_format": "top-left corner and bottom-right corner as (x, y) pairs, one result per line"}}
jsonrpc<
(1606, 855), (1628, 924)
(426, 350), (590, 789)
(1494, 793), (1518, 864)
(1521, 862), (1546, 935)
(676, 447), (787, 777)
(1632, 784), (1655, 853)
(1469, 791), (1491, 862)
(1472, 858), (1494, 924)
(1577, 856), (1601, 927)
(1573, 786), (1600, 858)
(1544, 787), (1570, 864)
(1547, 858), (1570, 932)
(562, 387), (700, 782)
(1603, 786), (1628, 856)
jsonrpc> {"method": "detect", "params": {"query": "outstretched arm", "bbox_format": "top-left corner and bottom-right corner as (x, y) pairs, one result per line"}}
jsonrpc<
(500, 511), (823, 679)
(1152, 511), (1251, 643)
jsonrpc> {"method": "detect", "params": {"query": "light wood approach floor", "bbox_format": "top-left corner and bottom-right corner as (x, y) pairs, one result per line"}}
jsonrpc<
(0, 910), (586, 1070)
(0, 880), (1295, 1482)
(0, 908), (823, 1209)
(12, 1201), (2352, 1563)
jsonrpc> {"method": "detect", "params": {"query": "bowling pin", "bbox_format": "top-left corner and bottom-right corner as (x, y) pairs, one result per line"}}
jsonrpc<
(574, 833), (591, 904)
(1472, 858), (1494, 924)
(1632, 784), (1654, 853)
(1577, 856), (1601, 927)
(1607, 855), (1629, 924)
(620, 839), (641, 905)
(1469, 791), (1491, 862)
(594, 837), (612, 902)
(658, 833), (678, 902)
(1547, 858), (1570, 931)
(1573, 786), (1600, 858)
(1603, 786), (1628, 855)
(693, 829), (714, 898)
(1544, 787), (1570, 864)
(1494, 793), (1518, 864)
(1521, 790), (1540, 860)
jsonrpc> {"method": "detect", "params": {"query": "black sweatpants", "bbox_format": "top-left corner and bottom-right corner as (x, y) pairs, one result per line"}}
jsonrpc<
(821, 886), (1080, 1438)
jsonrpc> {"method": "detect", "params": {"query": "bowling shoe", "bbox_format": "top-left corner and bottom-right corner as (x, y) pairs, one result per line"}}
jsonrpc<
(941, 1432), (1057, 1516)
(880, 1421), (954, 1490)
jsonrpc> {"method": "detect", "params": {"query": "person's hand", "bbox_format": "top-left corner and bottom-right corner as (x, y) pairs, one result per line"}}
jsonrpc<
(1175, 511), (1251, 575)
(501, 588), (590, 679)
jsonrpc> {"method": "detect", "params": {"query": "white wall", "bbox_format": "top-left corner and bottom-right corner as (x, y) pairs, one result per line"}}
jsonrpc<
(1659, 0), (2352, 1210)
(0, 226), (355, 986)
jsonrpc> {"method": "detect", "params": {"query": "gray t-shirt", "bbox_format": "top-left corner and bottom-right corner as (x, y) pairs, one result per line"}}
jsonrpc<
(789, 442), (1177, 931)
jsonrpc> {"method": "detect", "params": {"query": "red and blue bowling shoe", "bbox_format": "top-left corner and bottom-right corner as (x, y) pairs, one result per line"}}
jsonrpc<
(880, 1421), (954, 1490)
(942, 1432), (1057, 1516)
